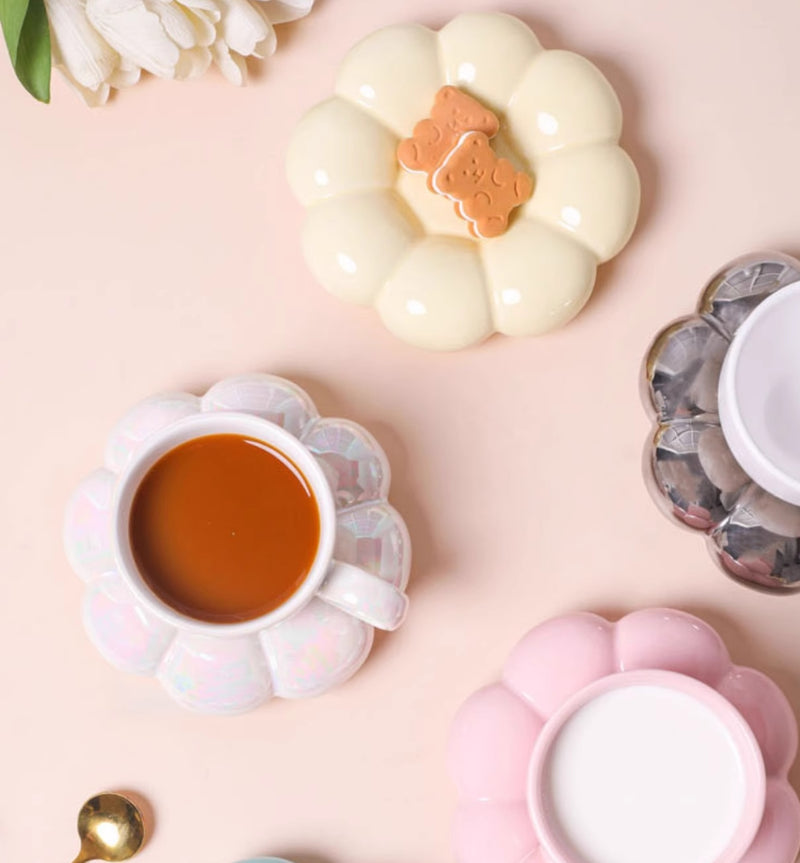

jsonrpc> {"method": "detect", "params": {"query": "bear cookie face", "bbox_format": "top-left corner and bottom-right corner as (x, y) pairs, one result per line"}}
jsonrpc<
(432, 131), (534, 239)
(397, 85), (532, 238)
(397, 85), (499, 185)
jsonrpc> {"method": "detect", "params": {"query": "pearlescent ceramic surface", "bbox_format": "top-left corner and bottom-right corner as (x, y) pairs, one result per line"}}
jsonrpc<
(234, 858), (294, 862)
(449, 609), (800, 863)
(644, 253), (800, 591)
(287, 12), (640, 350)
(64, 373), (411, 713)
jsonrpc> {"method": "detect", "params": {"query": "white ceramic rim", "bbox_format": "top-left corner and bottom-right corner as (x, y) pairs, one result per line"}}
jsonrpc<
(718, 279), (800, 505)
(527, 669), (767, 863)
(111, 411), (337, 638)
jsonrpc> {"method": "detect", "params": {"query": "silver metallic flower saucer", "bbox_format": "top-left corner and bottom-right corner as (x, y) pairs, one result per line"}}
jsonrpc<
(644, 252), (800, 591)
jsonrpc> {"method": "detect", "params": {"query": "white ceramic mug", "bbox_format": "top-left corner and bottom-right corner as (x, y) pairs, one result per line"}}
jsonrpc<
(718, 280), (800, 506)
(111, 410), (408, 636)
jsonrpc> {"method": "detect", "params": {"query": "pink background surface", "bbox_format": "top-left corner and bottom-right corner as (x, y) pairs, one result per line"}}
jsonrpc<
(3, 1), (800, 861)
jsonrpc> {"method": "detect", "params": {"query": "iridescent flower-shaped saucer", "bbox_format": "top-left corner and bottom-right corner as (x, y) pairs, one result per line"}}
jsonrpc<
(234, 859), (293, 863)
(449, 608), (800, 863)
(644, 252), (800, 591)
(64, 373), (411, 713)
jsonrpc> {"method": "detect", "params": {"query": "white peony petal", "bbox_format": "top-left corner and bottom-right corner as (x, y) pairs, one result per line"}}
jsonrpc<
(175, 45), (211, 77)
(56, 67), (112, 105)
(45, 0), (120, 89)
(215, 0), (273, 58)
(210, 39), (246, 83)
(182, 7), (216, 46)
(86, 0), (181, 78)
(180, 0), (219, 18)
(259, 0), (312, 25)
(49, 0), (309, 103)
(251, 30), (274, 59)
(144, 0), (197, 49)
(107, 61), (141, 87)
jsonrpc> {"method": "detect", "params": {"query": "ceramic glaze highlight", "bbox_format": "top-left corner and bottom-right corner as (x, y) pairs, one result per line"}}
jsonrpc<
(287, 12), (640, 350)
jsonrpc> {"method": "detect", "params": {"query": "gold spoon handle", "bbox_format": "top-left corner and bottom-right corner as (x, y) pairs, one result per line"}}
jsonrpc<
(70, 848), (94, 863)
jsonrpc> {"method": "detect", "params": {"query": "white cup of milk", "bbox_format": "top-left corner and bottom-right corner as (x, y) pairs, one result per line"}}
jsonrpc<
(528, 670), (765, 863)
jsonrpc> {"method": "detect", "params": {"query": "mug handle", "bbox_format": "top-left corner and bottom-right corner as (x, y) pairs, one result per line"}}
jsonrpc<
(317, 561), (408, 631)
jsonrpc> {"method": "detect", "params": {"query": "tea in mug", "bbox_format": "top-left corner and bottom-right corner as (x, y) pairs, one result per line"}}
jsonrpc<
(129, 433), (320, 623)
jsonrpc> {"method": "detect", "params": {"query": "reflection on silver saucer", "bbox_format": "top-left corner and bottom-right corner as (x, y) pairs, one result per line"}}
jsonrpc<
(644, 252), (800, 591)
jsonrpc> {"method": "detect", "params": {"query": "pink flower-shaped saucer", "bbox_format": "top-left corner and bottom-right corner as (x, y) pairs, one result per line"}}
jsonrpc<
(64, 373), (410, 714)
(449, 609), (800, 863)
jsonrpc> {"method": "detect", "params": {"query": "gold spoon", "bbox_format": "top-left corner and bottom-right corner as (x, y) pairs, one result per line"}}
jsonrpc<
(70, 793), (145, 863)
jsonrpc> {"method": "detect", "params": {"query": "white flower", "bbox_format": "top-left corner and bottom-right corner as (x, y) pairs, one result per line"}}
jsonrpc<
(44, 0), (313, 105)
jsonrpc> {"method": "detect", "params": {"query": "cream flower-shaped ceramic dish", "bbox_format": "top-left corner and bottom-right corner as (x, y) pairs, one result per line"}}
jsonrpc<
(449, 609), (800, 863)
(287, 12), (640, 351)
(645, 252), (800, 592)
(64, 373), (411, 714)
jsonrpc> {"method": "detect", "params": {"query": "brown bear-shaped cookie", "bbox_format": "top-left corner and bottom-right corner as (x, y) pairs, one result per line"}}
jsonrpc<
(397, 86), (499, 189)
(432, 131), (533, 239)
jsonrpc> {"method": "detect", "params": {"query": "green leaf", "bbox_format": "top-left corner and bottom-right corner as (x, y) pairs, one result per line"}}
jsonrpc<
(13, 0), (50, 101)
(1, 0), (51, 102)
(0, 0), (30, 62)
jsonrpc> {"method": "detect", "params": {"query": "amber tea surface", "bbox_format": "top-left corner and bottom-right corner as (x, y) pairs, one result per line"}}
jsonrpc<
(129, 433), (321, 623)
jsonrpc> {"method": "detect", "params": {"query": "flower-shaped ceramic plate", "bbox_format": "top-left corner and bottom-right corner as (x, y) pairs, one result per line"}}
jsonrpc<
(644, 252), (800, 591)
(287, 12), (640, 350)
(64, 373), (411, 714)
(449, 608), (800, 863)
